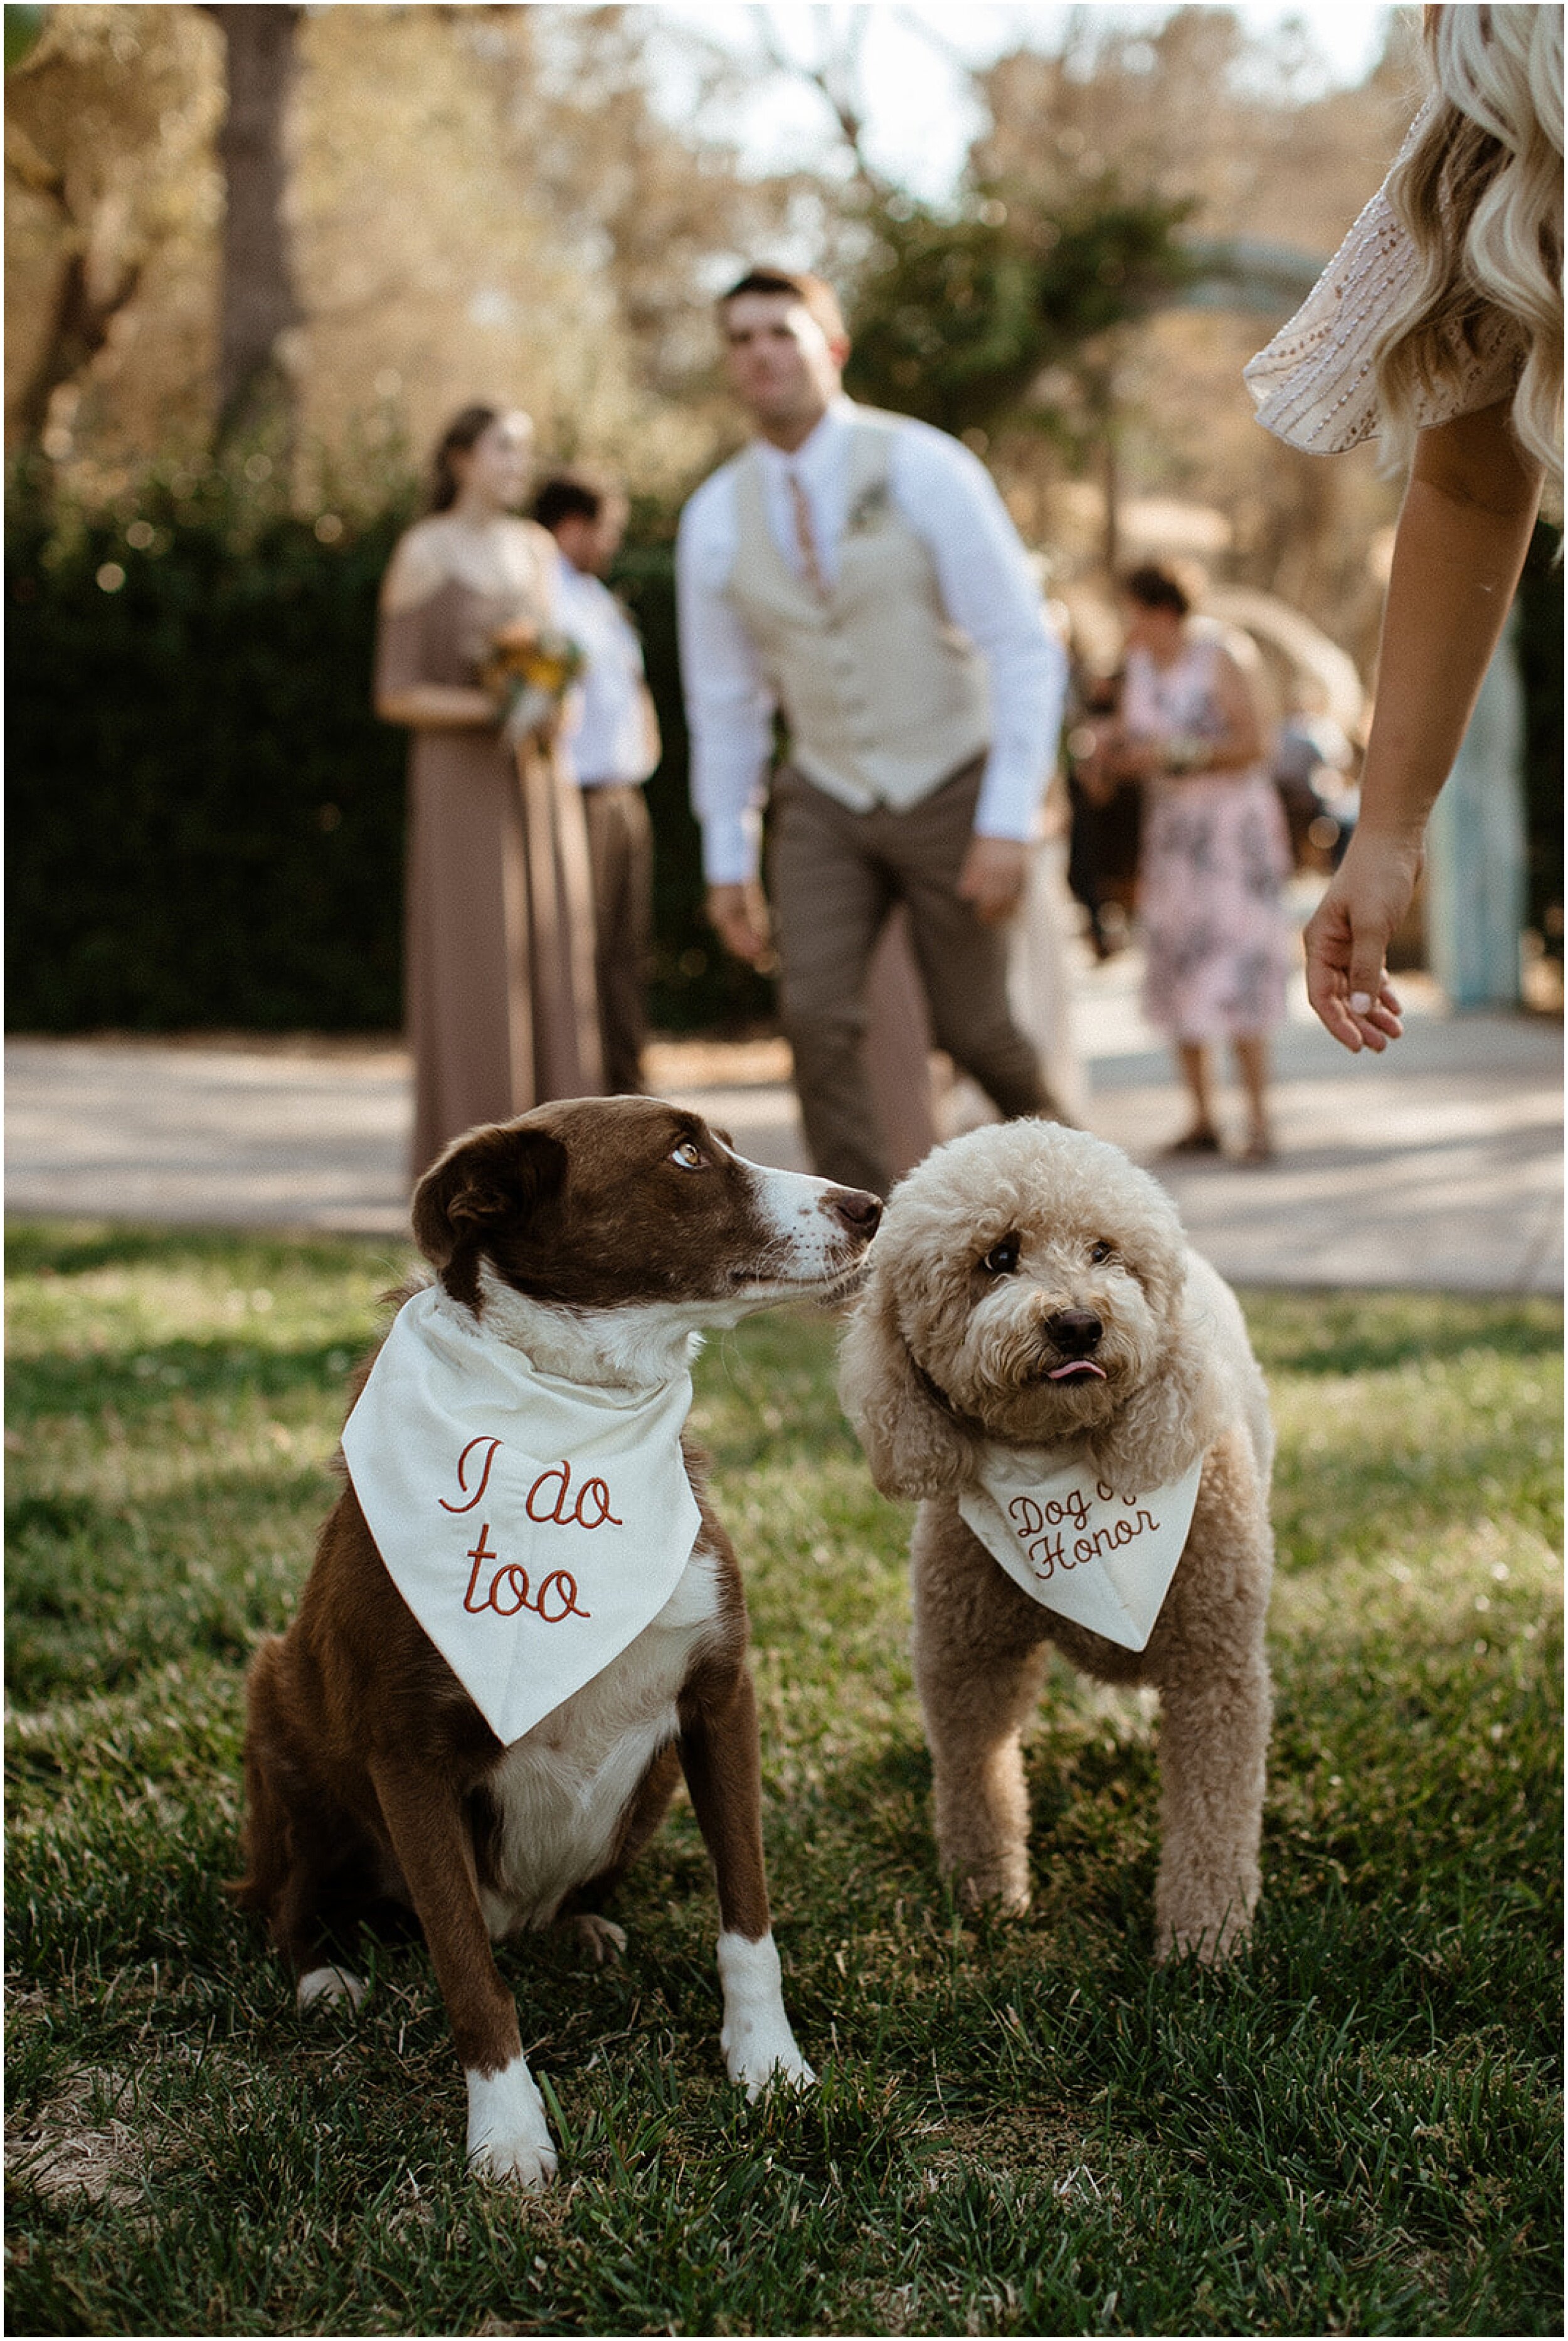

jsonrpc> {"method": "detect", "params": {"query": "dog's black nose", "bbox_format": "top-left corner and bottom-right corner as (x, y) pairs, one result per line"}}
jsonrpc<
(825, 1186), (882, 1235)
(1045, 1307), (1103, 1355)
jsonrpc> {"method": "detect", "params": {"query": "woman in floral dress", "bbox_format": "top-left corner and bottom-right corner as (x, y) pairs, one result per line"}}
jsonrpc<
(1104, 562), (1293, 1164)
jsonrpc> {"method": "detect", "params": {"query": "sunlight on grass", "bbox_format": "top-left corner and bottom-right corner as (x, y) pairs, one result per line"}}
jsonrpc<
(5, 1226), (1561, 2338)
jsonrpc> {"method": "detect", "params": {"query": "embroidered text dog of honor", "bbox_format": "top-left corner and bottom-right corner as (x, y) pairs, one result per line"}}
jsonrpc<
(341, 1285), (702, 1743)
(958, 1448), (1204, 1651)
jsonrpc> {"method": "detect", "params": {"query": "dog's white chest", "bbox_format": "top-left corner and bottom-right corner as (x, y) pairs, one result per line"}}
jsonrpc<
(477, 1541), (725, 1936)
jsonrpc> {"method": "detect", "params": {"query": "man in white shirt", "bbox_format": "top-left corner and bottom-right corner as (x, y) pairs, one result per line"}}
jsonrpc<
(536, 473), (662, 1094)
(676, 265), (1069, 1194)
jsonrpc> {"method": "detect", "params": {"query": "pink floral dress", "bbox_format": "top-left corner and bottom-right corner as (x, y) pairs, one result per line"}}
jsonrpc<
(1125, 634), (1293, 1043)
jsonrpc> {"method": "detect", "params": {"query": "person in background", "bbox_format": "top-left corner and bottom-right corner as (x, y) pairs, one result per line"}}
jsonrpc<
(1245, 2), (1561, 1053)
(676, 264), (1070, 1197)
(375, 405), (600, 1181)
(1094, 561), (1293, 1165)
(1064, 661), (1139, 960)
(534, 472), (660, 1095)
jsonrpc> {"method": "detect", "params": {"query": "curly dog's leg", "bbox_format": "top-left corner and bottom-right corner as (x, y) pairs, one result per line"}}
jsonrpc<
(1147, 1435), (1273, 1963)
(913, 1504), (1049, 1914)
(1151, 1655), (1270, 1961)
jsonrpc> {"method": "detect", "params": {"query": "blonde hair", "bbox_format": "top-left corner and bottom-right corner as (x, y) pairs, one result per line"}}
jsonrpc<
(1373, 4), (1562, 492)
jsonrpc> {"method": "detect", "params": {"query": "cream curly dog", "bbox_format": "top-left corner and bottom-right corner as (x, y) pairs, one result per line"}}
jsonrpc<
(840, 1119), (1274, 1961)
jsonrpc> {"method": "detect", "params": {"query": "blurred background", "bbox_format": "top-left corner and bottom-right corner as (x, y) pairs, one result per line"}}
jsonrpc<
(6, 0), (1561, 1040)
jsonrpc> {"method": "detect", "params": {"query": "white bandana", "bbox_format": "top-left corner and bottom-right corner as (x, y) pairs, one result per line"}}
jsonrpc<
(341, 1285), (702, 1744)
(958, 1446), (1204, 1651)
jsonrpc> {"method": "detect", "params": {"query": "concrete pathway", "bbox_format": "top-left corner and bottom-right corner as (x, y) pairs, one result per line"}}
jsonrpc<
(5, 949), (1561, 1293)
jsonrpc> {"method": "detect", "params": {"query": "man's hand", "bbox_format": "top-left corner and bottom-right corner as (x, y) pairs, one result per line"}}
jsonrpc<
(706, 880), (773, 967)
(1303, 828), (1419, 1053)
(957, 836), (1030, 926)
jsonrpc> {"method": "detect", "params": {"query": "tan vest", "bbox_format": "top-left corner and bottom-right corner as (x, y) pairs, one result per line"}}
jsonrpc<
(724, 410), (991, 812)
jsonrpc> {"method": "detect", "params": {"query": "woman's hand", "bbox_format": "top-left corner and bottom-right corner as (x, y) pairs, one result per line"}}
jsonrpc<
(1112, 736), (1165, 782)
(1302, 825), (1418, 1051)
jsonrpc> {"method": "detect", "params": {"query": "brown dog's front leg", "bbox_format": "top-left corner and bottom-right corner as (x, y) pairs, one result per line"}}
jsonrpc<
(369, 1757), (557, 2185)
(679, 1662), (814, 2098)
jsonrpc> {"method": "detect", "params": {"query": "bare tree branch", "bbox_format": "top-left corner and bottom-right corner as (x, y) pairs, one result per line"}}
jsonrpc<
(4, 115), (65, 204)
(15, 247), (145, 446)
(746, 3), (893, 198)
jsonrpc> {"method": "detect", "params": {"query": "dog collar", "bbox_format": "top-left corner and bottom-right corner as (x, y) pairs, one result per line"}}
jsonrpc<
(958, 1445), (1203, 1651)
(341, 1285), (702, 1744)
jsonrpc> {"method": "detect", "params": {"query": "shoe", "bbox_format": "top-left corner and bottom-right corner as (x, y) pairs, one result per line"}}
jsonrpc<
(1162, 1125), (1223, 1157)
(1239, 1133), (1276, 1165)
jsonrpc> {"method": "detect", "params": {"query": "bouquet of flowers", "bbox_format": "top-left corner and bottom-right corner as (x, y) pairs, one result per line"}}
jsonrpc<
(480, 620), (585, 744)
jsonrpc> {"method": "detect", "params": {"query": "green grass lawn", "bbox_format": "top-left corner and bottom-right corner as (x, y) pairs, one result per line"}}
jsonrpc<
(4, 1222), (1562, 2338)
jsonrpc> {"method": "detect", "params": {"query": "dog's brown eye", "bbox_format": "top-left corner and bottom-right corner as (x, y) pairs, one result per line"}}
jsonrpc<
(981, 1234), (1020, 1275)
(670, 1140), (706, 1171)
(1089, 1240), (1114, 1265)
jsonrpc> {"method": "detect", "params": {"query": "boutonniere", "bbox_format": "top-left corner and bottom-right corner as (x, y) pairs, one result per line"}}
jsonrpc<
(844, 481), (891, 535)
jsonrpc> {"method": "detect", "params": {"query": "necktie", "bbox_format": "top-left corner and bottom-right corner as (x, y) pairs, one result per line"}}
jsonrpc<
(785, 468), (829, 600)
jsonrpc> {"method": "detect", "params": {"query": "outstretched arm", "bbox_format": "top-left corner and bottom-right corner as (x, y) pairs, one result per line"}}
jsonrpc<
(375, 682), (497, 730)
(1306, 399), (1542, 1052)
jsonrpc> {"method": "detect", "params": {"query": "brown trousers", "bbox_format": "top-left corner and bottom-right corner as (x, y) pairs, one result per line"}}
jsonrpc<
(582, 783), (654, 1095)
(767, 759), (1056, 1194)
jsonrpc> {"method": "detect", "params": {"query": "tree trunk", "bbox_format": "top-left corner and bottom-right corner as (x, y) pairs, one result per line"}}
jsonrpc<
(206, 3), (302, 451)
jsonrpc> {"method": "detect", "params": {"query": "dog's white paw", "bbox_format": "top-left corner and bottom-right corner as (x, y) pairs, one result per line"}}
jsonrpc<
(724, 2027), (817, 2102)
(716, 1930), (816, 2101)
(296, 1964), (366, 2011)
(469, 2133), (559, 2190)
(570, 1913), (627, 1967)
(466, 2055), (558, 2190)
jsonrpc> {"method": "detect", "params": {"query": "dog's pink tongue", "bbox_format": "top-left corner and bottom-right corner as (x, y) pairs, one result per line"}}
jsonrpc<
(1048, 1360), (1106, 1381)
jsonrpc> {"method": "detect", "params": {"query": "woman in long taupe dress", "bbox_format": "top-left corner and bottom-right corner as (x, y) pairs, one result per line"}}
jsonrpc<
(376, 405), (601, 1180)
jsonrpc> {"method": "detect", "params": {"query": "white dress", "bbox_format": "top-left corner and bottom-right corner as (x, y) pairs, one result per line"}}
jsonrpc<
(1243, 98), (1525, 454)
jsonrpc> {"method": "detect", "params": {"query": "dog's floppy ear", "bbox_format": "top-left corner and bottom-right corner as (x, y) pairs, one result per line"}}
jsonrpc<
(411, 1122), (568, 1269)
(838, 1260), (976, 1500)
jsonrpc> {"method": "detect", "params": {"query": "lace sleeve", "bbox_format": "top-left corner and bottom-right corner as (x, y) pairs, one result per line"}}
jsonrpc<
(1243, 105), (1525, 454)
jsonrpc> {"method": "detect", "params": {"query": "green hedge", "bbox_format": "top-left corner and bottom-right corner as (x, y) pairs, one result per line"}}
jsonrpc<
(4, 479), (770, 1034)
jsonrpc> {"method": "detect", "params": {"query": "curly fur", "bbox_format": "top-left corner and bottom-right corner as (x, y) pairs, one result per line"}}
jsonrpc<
(839, 1120), (1275, 1961)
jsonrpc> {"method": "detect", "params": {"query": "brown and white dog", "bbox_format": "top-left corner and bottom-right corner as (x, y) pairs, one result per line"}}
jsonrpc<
(233, 1096), (880, 2187)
